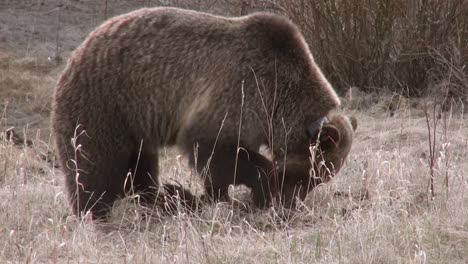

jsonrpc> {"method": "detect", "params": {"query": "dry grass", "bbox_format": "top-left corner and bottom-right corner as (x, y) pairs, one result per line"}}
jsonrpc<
(0, 51), (57, 140)
(1, 2), (467, 262)
(270, 0), (468, 99)
(0, 52), (57, 114)
(0, 54), (467, 263)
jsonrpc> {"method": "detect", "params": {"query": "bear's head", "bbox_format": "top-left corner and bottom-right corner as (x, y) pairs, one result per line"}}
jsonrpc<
(275, 114), (357, 207)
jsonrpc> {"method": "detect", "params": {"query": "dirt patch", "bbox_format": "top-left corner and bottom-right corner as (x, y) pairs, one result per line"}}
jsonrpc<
(0, 1), (235, 136)
(0, 1), (234, 59)
(0, 1), (140, 58)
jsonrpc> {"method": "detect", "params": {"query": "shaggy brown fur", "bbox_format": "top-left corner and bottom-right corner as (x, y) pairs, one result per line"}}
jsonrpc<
(170, 114), (358, 211)
(52, 7), (344, 219)
(276, 114), (357, 207)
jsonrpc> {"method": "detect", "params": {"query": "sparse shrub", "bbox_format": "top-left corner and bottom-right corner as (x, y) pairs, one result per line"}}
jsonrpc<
(238, 0), (468, 101)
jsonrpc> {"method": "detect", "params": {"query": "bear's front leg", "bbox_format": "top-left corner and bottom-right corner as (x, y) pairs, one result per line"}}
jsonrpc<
(180, 137), (275, 207)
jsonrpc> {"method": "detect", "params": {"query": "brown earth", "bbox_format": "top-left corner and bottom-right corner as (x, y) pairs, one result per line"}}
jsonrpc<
(0, 1), (243, 137)
(0, 1), (176, 137)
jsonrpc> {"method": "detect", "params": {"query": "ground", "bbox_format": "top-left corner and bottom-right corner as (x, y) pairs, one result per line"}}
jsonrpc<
(0, 1), (467, 263)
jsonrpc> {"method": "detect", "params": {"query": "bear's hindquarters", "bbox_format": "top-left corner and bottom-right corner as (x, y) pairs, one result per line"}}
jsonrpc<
(57, 129), (160, 220)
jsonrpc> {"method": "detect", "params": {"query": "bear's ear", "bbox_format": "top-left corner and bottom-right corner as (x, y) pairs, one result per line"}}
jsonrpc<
(319, 124), (341, 150)
(349, 116), (358, 131)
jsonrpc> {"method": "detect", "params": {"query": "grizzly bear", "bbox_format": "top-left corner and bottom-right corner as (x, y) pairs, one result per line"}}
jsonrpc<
(52, 7), (351, 219)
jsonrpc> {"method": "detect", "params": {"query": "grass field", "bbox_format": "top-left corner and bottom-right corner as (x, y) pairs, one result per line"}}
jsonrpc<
(0, 49), (467, 263)
(1, 2), (468, 263)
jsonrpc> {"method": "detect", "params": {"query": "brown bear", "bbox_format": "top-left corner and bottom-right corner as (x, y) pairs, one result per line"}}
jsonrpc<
(52, 7), (350, 219)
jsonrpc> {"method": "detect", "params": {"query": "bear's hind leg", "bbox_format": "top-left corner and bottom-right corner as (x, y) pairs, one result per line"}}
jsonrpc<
(66, 145), (133, 220)
(127, 150), (160, 206)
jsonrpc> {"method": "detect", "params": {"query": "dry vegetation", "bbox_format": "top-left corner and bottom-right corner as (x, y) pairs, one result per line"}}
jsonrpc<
(1, 1), (468, 263)
(1, 52), (467, 263)
(256, 0), (468, 101)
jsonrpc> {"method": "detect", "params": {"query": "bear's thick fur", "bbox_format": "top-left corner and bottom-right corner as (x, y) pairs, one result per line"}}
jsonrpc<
(276, 114), (357, 206)
(52, 7), (346, 219)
